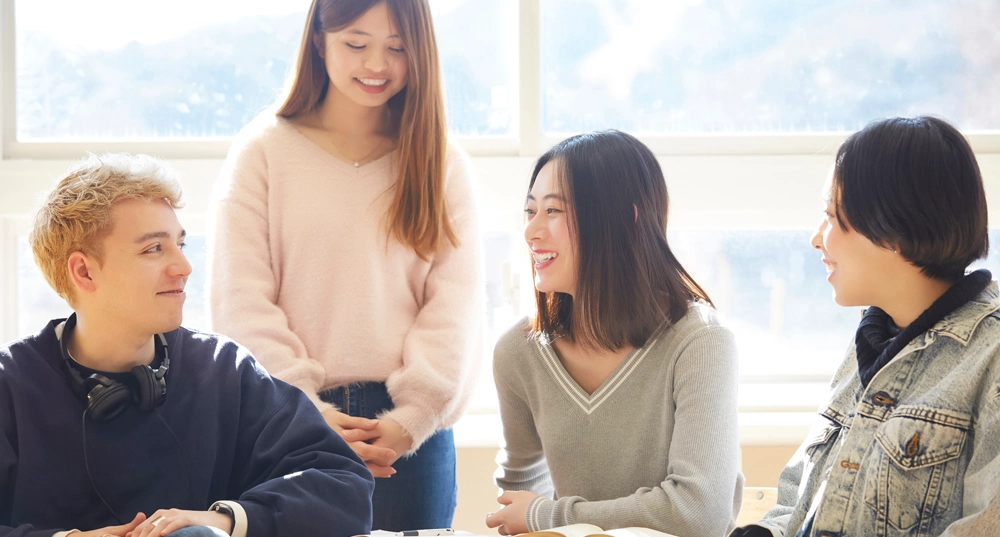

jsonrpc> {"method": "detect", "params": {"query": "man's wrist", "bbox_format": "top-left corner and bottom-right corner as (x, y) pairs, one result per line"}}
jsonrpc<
(209, 501), (235, 535)
(210, 500), (247, 537)
(209, 509), (236, 535)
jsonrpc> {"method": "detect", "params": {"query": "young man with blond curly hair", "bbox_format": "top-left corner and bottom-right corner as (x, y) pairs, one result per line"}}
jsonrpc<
(0, 154), (373, 537)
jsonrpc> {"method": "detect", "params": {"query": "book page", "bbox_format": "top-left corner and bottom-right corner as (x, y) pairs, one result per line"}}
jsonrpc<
(521, 523), (606, 537)
(592, 527), (679, 537)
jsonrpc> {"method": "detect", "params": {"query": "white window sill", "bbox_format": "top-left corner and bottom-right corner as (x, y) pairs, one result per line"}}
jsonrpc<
(453, 410), (813, 449)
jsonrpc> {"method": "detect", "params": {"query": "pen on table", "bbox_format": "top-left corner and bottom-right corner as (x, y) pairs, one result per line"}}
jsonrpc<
(397, 529), (454, 536)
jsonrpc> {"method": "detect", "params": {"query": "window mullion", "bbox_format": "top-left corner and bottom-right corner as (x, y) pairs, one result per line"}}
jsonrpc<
(1, 0), (16, 159)
(517, 0), (540, 157)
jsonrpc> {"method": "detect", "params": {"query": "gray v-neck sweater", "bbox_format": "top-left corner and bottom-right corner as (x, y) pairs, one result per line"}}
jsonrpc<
(493, 302), (743, 537)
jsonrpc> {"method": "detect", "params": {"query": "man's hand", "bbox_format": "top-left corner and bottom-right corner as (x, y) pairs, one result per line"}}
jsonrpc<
(76, 512), (146, 537)
(322, 408), (398, 477)
(485, 490), (539, 535)
(127, 508), (232, 537)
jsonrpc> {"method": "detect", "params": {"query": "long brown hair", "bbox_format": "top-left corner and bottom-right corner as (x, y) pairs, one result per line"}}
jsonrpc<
(529, 130), (713, 351)
(277, 0), (455, 258)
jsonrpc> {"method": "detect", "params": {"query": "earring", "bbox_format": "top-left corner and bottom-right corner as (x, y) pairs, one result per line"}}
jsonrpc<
(890, 248), (897, 254)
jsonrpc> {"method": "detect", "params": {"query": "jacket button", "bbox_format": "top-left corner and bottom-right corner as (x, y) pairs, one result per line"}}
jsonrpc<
(873, 392), (896, 406)
(907, 433), (920, 457)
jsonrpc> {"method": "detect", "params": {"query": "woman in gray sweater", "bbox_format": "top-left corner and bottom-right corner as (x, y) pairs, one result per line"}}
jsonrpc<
(485, 130), (744, 537)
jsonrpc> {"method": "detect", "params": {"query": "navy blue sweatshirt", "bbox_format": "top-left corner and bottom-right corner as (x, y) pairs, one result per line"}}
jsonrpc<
(0, 320), (374, 537)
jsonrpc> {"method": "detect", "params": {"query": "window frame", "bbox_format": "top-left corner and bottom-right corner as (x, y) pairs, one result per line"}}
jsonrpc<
(5, 0), (999, 158)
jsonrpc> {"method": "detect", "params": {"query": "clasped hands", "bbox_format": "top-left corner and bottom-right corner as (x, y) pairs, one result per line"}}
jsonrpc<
(73, 509), (232, 537)
(323, 409), (413, 478)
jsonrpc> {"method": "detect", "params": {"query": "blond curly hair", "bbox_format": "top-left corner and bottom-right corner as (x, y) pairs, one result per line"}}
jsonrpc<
(28, 153), (184, 307)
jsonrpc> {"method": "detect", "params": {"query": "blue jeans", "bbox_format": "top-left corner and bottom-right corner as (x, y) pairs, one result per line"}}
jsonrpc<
(170, 527), (228, 537)
(321, 382), (457, 531)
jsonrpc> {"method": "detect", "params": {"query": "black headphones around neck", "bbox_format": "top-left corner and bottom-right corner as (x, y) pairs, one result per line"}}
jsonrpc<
(59, 313), (170, 422)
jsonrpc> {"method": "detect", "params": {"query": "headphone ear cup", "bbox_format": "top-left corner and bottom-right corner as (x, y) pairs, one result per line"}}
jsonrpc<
(86, 376), (132, 422)
(132, 365), (165, 413)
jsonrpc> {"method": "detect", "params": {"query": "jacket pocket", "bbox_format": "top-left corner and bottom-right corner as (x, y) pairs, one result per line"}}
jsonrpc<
(864, 406), (970, 532)
(805, 422), (842, 457)
(805, 415), (843, 457)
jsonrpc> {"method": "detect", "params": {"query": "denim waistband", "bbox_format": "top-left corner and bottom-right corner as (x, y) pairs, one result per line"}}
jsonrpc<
(319, 381), (391, 419)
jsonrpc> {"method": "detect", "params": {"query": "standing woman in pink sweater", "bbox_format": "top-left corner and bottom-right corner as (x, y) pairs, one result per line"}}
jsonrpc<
(206, 0), (484, 530)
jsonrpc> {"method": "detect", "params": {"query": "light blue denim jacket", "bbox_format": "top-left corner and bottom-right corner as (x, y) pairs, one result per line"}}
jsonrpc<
(744, 281), (1000, 537)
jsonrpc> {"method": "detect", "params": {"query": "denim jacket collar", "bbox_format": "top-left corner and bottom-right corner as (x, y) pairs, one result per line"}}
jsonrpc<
(819, 282), (1000, 429)
(926, 281), (1000, 345)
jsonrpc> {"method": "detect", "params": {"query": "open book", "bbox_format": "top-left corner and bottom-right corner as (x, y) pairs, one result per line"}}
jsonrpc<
(520, 523), (678, 537)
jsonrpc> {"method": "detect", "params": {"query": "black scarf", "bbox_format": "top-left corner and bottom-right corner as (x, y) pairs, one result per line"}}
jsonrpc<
(855, 269), (991, 388)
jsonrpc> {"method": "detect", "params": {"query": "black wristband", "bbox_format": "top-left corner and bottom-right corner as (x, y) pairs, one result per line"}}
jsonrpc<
(730, 526), (772, 537)
(210, 502), (236, 534)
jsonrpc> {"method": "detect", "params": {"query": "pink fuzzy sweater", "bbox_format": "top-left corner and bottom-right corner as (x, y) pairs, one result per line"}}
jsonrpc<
(207, 114), (484, 449)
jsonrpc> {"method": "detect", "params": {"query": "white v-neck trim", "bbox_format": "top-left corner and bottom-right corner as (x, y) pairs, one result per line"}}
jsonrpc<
(534, 324), (667, 415)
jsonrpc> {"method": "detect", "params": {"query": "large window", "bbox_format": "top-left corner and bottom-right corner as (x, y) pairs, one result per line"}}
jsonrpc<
(11, 0), (1000, 150)
(14, 0), (516, 140)
(541, 0), (1000, 134)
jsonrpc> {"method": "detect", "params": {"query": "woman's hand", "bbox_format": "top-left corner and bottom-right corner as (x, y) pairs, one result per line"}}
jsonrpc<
(322, 408), (379, 436)
(485, 490), (538, 535)
(127, 509), (231, 536)
(322, 408), (398, 477)
(366, 417), (413, 466)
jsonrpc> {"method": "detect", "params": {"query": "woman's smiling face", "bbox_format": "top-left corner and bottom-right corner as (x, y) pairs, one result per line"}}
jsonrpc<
(810, 169), (897, 307)
(524, 160), (578, 296)
(318, 2), (409, 109)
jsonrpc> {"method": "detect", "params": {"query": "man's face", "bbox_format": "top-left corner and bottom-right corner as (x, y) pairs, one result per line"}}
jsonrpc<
(88, 198), (191, 335)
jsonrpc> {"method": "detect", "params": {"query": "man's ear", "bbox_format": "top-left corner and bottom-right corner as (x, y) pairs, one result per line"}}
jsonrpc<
(67, 251), (98, 294)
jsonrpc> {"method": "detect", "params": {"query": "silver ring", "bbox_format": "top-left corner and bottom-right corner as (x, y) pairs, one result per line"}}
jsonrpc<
(151, 517), (164, 528)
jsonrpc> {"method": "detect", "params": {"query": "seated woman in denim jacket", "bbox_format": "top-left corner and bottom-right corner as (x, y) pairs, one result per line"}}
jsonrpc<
(733, 116), (1000, 537)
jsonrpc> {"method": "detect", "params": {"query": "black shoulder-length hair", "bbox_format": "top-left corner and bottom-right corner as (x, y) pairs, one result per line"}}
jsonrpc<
(833, 116), (988, 281)
(528, 130), (713, 351)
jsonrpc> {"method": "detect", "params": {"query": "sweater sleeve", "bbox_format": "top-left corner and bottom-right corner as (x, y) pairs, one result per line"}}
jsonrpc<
(230, 354), (374, 537)
(0, 526), (63, 537)
(0, 383), (60, 537)
(206, 124), (333, 413)
(492, 336), (556, 499)
(380, 144), (486, 450)
(526, 326), (743, 537)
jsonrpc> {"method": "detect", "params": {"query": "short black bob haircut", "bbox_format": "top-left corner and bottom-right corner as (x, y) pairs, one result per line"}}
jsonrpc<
(527, 130), (713, 351)
(833, 116), (988, 282)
